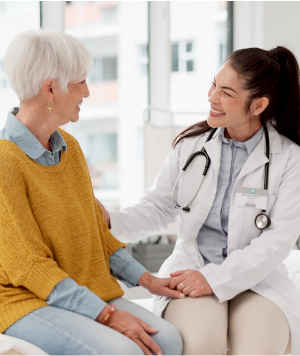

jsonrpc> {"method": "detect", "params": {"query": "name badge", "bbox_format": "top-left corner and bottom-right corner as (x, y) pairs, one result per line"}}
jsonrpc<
(235, 187), (268, 210)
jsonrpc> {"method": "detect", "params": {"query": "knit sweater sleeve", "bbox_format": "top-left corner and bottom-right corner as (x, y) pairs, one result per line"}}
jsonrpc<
(0, 150), (68, 300)
(94, 197), (126, 258)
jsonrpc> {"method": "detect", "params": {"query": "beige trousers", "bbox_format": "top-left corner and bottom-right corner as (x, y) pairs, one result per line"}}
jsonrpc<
(163, 290), (290, 355)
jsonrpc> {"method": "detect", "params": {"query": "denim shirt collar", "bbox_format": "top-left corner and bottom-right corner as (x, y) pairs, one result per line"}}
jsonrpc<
(213, 126), (264, 156)
(5, 109), (67, 160)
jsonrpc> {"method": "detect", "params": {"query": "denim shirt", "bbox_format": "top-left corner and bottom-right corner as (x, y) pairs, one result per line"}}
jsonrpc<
(197, 126), (264, 265)
(0, 109), (147, 320)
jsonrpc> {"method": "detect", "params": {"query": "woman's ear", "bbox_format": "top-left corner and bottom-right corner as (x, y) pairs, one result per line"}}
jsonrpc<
(42, 78), (54, 102)
(252, 97), (269, 116)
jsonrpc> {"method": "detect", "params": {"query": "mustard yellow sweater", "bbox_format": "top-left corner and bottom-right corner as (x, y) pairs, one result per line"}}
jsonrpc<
(0, 129), (125, 333)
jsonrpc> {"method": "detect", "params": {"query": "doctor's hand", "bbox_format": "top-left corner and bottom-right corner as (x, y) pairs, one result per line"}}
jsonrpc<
(138, 272), (185, 299)
(96, 198), (111, 228)
(169, 269), (213, 298)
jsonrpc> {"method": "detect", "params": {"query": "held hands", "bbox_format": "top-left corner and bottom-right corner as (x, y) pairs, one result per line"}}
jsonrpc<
(96, 307), (162, 355)
(169, 269), (213, 298)
(138, 272), (185, 299)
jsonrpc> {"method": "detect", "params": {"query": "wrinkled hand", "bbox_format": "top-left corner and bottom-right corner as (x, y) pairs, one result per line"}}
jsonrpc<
(138, 272), (185, 299)
(169, 269), (213, 298)
(107, 309), (162, 355)
(96, 198), (111, 228)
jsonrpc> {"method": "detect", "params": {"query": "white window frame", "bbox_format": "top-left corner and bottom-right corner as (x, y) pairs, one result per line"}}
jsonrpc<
(179, 40), (194, 72)
(172, 40), (194, 73)
(138, 44), (149, 77)
(41, 1), (65, 31)
(0, 61), (8, 90)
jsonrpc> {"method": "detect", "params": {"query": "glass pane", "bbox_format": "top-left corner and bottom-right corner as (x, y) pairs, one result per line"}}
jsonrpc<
(0, 1), (40, 126)
(172, 43), (179, 72)
(102, 57), (117, 81)
(102, 7), (118, 23)
(87, 132), (118, 189)
(170, 1), (228, 126)
(186, 59), (194, 72)
(186, 42), (193, 52)
(65, 1), (148, 208)
(88, 57), (102, 83)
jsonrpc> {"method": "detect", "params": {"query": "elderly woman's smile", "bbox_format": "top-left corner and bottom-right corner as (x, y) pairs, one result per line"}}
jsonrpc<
(48, 79), (90, 127)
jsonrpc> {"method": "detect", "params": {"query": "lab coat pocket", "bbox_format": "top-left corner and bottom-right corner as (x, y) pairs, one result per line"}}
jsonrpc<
(240, 195), (277, 248)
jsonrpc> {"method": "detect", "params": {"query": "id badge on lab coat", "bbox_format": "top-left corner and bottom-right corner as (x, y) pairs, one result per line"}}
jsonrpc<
(235, 187), (268, 210)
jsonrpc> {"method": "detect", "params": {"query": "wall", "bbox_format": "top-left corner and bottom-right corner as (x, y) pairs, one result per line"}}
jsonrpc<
(234, 1), (300, 59)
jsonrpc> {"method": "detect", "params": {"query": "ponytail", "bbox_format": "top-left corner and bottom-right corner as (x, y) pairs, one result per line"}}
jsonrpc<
(266, 47), (300, 145)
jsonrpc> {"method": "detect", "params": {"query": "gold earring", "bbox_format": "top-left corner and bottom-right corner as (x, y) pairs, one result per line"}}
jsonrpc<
(48, 102), (53, 114)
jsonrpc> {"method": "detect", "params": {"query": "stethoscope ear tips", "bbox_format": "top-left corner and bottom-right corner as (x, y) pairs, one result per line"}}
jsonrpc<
(255, 213), (271, 230)
(183, 206), (190, 212)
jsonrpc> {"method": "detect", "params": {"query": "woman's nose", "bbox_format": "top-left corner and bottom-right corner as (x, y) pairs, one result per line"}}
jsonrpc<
(83, 83), (90, 98)
(208, 89), (220, 104)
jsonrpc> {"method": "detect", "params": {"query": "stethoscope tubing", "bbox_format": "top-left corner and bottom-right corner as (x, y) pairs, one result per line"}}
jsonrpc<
(172, 122), (271, 230)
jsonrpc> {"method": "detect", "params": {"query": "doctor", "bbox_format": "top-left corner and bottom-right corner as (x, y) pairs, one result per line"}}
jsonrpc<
(100, 46), (300, 355)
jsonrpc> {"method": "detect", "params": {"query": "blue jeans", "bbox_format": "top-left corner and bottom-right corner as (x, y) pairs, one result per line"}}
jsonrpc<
(4, 297), (183, 355)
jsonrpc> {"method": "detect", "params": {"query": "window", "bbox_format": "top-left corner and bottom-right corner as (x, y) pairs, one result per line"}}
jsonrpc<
(101, 6), (118, 23)
(103, 57), (117, 81)
(65, 1), (148, 208)
(88, 57), (118, 83)
(171, 41), (194, 73)
(138, 45), (149, 76)
(172, 43), (179, 72)
(0, 62), (8, 89)
(170, 2), (229, 125)
(86, 132), (118, 190)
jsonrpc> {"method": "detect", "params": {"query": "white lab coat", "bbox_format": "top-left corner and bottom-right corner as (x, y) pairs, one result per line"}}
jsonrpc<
(110, 124), (300, 354)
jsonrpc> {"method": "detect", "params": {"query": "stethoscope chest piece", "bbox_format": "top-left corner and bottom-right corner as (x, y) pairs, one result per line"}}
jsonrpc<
(255, 212), (271, 230)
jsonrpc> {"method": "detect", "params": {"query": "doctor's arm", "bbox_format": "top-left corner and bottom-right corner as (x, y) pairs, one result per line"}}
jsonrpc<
(99, 142), (184, 242)
(197, 147), (300, 303)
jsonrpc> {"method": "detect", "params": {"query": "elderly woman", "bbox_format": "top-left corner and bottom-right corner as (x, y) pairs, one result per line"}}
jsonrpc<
(0, 30), (183, 356)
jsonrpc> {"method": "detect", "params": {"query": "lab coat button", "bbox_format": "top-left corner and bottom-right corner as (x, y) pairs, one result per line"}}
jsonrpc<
(199, 209), (207, 217)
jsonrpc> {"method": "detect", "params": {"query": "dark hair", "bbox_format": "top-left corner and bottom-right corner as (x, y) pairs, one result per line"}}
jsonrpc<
(173, 46), (300, 147)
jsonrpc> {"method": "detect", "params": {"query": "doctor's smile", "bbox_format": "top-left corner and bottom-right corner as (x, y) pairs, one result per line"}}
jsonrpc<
(210, 107), (225, 116)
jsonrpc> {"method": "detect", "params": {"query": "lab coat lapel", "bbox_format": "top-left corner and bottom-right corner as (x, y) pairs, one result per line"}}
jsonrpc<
(181, 133), (222, 267)
(237, 138), (269, 181)
(203, 134), (222, 183)
(237, 124), (282, 181)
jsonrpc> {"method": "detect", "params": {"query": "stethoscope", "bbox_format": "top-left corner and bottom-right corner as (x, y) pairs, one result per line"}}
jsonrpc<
(172, 123), (271, 230)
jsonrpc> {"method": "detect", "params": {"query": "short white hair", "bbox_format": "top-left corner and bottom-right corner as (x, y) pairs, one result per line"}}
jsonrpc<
(4, 30), (94, 101)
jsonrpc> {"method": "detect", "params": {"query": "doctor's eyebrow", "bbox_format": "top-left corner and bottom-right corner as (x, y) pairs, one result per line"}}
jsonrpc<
(213, 77), (237, 94)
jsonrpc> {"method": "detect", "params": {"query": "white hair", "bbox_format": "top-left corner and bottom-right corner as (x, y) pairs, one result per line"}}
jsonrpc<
(4, 30), (94, 101)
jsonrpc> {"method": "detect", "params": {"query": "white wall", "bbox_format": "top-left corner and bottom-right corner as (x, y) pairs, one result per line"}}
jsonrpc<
(234, 1), (300, 59)
(264, 1), (300, 57)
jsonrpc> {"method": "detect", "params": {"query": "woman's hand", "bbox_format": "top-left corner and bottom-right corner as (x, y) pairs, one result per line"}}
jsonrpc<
(169, 269), (213, 298)
(99, 308), (162, 355)
(138, 272), (185, 299)
(96, 198), (111, 228)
